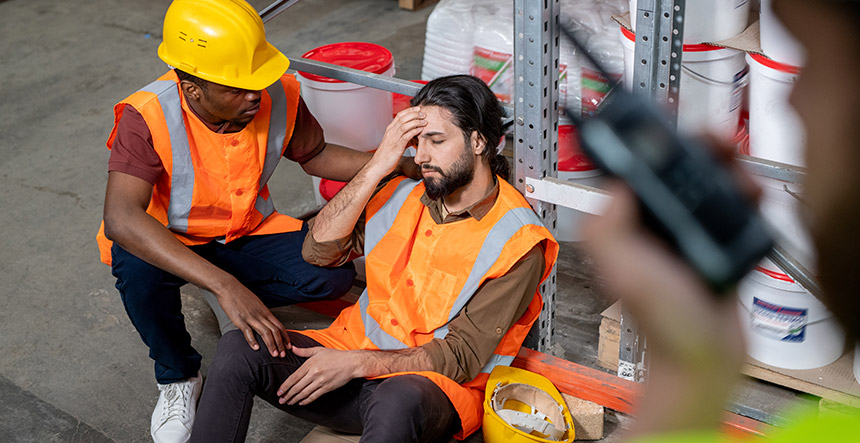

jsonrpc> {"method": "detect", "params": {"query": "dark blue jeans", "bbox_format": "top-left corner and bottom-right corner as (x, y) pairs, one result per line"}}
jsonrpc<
(190, 331), (459, 443)
(111, 223), (356, 384)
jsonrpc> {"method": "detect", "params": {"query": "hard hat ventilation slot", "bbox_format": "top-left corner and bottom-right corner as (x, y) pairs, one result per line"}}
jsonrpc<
(197, 39), (207, 48)
(178, 31), (187, 41)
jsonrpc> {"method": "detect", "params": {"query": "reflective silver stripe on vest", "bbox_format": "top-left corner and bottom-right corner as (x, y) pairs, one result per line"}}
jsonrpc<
(433, 206), (545, 340)
(358, 287), (410, 350)
(139, 80), (194, 233)
(359, 185), (546, 351)
(254, 79), (288, 218)
(481, 354), (516, 374)
(364, 179), (422, 255)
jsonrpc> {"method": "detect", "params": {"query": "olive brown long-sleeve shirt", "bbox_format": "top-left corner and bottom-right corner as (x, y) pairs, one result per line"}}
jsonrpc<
(302, 178), (546, 383)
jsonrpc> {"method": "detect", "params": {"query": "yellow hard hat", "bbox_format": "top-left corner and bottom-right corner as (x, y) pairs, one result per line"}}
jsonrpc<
(157, 0), (290, 91)
(483, 366), (575, 443)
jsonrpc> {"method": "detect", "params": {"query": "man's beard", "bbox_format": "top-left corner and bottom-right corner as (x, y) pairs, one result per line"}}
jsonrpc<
(422, 146), (475, 201)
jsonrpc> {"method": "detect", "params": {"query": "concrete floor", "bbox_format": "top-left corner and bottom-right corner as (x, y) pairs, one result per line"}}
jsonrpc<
(0, 0), (625, 441)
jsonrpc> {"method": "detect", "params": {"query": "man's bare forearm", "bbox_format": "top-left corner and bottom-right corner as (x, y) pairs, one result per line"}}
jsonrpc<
(311, 160), (390, 244)
(349, 347), (436, 379)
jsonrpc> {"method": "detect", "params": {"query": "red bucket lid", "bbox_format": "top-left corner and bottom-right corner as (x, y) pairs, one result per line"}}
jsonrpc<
(319, 178), (348, 201)
(299, 42), (394, 83)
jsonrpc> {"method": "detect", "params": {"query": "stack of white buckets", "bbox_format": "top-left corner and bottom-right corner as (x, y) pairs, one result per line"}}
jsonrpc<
(740, 1), (848, 372)
(624, 1), (847, 372)
(298, 42), (397, 277)
(623, 0), (749, 141)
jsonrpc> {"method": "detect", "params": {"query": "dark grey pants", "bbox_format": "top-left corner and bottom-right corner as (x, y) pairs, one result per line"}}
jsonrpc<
(191, 330), (460, 443)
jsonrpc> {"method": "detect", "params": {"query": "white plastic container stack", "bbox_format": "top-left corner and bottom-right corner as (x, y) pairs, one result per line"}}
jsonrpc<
(563, 0), (627, 117)
(621, 26), (747, 139)
(421, 0), (474, 80)
(737, 172), (844, 371)
(471, 0), (514, 102)
(629, 0), (750, 43)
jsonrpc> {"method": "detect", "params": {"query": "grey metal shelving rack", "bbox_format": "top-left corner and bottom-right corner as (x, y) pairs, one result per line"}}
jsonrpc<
(261, 0), (822, 383)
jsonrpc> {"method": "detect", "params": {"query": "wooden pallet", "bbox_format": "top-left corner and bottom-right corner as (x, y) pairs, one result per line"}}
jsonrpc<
(597, 301), (860, 408)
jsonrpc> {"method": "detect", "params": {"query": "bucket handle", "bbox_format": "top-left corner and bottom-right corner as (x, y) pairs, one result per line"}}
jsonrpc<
(682, 65), (749, 88)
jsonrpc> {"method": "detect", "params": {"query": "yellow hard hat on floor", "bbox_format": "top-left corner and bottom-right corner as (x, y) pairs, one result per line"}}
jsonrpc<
(483, 366), (575, 443)
(157, 0), (290, 91)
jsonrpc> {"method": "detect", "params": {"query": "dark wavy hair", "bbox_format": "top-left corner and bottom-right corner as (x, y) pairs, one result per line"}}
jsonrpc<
(410, 75), (509, 180)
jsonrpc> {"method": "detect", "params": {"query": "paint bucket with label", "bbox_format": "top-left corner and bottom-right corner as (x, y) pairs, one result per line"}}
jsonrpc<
(746, 53), (805, 167)
(298, 42), (395, 205)
(555, 123), (604, 242)
(737, 261), (845, 370)
(629, 0), (750, 44)
(621, 26), (747, 140)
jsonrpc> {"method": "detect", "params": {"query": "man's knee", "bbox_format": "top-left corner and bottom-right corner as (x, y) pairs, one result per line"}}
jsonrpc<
(367, 375), (454, 422)
(207, 331), (268, 381)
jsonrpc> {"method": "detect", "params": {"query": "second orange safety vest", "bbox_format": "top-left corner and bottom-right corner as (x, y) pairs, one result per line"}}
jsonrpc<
(302, 176), (559, 439)
(96, 71), (303, 265)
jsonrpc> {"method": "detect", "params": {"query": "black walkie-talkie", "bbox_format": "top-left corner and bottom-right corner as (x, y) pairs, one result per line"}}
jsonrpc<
(559, 24), (773, 293)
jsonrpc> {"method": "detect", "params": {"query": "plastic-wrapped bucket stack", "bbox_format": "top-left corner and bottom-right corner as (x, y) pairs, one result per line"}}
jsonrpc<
(421, 0), (474, 81)
(738, 0), (846, 371)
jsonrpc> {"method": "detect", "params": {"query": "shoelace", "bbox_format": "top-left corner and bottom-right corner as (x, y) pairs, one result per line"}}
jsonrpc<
(156, 381), (191, 426)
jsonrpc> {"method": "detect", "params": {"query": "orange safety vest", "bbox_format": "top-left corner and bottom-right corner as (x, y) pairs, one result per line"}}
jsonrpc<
(301, 176), (559, 439)
(96, 71), (303, 265)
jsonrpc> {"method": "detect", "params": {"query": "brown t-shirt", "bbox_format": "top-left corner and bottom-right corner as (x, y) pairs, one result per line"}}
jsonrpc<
(302, 179), (547, 383)
(108, 96), (326, 184)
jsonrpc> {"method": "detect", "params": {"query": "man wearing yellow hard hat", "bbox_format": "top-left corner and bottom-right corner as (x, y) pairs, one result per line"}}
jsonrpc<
(96, 1), (414, 441)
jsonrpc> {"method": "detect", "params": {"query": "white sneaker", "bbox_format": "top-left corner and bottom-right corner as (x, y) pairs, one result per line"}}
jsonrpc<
(150, 373), (203, 443)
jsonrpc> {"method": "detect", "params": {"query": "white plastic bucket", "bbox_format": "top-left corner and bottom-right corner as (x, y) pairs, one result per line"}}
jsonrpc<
(298, 42), (395, 205)
(298, 42), (395, 152)
(746, 53), (805, 167)
(555, 124), (603, 242)
(629, 0), (750, 43)
(737, 264), (846, 370)
(759, 0), (806, 67)
(621, 26), (747, 140)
